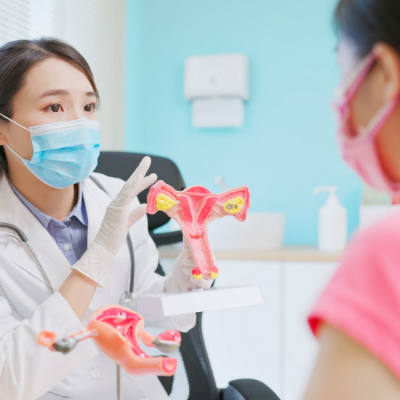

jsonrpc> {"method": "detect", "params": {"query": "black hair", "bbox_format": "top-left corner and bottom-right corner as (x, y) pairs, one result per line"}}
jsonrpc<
(335, 0), (400, 58)
(0, 37), (99, 178)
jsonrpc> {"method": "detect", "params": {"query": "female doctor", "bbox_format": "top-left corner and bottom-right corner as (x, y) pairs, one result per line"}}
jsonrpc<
(0, 38), (213, 400)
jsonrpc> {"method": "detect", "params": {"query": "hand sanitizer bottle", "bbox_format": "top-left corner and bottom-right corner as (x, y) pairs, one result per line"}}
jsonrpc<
(313, 186), (347, 252)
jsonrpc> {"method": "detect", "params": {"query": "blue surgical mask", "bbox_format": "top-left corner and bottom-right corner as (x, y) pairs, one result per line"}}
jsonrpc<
(0, 115), (100, 189)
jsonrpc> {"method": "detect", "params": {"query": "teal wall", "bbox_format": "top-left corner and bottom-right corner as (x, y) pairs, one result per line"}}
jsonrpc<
(125, 0), (362, 245)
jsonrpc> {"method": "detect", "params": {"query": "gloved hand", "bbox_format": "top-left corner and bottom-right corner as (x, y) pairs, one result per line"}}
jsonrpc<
(72, 156), (157, 287)
(165, 238), (216, 292)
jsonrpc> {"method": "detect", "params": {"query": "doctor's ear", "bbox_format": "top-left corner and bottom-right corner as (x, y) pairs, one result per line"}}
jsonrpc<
(0, 121), (8, 146)
(372, 43), (400, 103)
(0, 124), (8, 146)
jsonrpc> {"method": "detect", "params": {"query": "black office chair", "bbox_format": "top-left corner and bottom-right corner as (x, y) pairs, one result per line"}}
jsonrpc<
(95, 151), (280, 400)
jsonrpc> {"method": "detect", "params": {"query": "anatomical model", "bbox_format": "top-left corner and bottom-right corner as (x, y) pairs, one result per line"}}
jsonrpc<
(147, 181), (250, 281)
(37, 305), (181, 376)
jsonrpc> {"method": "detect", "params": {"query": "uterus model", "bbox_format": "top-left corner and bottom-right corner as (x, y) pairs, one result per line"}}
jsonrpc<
(147, 181), (250, 281)
(37, 305), (181, 376)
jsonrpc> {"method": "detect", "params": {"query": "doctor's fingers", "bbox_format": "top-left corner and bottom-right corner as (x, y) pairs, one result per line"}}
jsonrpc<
(130, 173), (157, 197)
(181, 249), (218, 268)
(125, 156), (153, 189)
(182, 266), (195, 276)
(115, 173), (157, 205)
(181, 256), (195, 268)
(189, 275), (213, 289)
(114, 156), (153, 201)
(180, 248), (194, 261)
(130, 156), (152, 181)
(127, 204), (147, 228)
(182, 266), (213, 289)
(183, 236), (190, 250)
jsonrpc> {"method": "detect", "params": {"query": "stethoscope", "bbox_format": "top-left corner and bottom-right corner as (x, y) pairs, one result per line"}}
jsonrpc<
(0, 175), (136, 400)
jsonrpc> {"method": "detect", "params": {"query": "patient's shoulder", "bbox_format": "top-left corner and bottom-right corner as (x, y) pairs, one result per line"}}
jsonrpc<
(308, 209), (400, 380)
(346, 209), (400, 260)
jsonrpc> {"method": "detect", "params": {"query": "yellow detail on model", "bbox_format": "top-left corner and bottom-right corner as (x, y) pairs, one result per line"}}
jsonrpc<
(193, 272), (203, 280)
(223, 197), (244, 214)
(156, 193), (176, 211)
(210, 270), (219, 279)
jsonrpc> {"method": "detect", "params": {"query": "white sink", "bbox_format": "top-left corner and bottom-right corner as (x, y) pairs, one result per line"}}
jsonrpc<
(164, 212), (286, 252)
(207, 212), (285, 252)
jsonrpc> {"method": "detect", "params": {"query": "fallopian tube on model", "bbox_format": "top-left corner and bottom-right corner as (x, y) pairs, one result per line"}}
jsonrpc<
(37, 305), (181, 376)
(147, 181), (250, 281)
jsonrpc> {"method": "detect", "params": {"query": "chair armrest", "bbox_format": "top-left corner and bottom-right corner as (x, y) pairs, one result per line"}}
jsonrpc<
(222, 379), (280, 400)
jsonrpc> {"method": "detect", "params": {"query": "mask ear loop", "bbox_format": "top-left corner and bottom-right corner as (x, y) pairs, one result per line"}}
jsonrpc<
(0, 113), (32, 164)
(346, 55), (400, 141)
(345, 54), (376, 101)
(358, 96), (400, 141)
(4, 143), (28, 162)
(333, 55), (377, 140)
(0, 113), (30, 131)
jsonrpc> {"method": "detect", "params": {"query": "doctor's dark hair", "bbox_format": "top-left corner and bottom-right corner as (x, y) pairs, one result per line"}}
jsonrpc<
(0, 37), (99, 178)
(335, 0), (400, 58)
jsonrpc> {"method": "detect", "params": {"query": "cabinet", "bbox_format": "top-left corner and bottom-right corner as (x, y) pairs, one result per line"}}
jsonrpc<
(282, 262), (338, 400)
(202, 260), (282, 396)
(201, 259), (338, 400)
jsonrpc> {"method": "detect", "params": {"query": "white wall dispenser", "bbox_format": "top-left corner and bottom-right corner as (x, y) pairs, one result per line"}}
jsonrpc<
(184, 53), (249, 128)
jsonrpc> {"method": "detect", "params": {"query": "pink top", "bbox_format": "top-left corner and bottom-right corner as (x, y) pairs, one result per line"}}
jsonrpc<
(309, 210), (400, 380)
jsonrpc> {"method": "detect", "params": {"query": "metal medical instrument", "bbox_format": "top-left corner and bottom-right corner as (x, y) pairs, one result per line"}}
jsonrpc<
(0, 222), (55, 320)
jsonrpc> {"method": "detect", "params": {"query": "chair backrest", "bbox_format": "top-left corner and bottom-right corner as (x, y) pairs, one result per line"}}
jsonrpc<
(94, 151), (186, 231)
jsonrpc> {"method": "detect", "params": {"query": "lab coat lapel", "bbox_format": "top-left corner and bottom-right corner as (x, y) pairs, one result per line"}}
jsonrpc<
(0, 177), (71, 290)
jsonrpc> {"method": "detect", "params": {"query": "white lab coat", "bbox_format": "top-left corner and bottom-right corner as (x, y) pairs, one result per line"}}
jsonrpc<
(0, 173), (195, 400)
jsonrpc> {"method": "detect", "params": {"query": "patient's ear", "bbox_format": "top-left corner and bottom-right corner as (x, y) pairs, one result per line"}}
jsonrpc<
(373, 43), (400, 103)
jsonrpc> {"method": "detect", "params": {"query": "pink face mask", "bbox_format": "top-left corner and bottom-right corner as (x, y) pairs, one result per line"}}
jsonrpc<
(333, 53), (400, 194)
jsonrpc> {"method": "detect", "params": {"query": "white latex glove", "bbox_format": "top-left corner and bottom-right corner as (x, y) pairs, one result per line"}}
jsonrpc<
(72, 156), (157, 287)
(165, 238), (216, 292)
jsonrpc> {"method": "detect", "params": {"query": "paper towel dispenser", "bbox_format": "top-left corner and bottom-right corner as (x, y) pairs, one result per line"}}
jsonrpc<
(184, 53), (249, 128)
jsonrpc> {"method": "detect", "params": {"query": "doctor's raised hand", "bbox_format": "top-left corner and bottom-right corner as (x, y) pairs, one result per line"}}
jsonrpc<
(59, 157), (157, 319)
(165, 237), (216, 292)
(71, 156), (156, 287)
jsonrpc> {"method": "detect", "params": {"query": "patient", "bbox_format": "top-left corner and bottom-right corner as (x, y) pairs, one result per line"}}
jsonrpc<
(304, 0), (400, 399)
